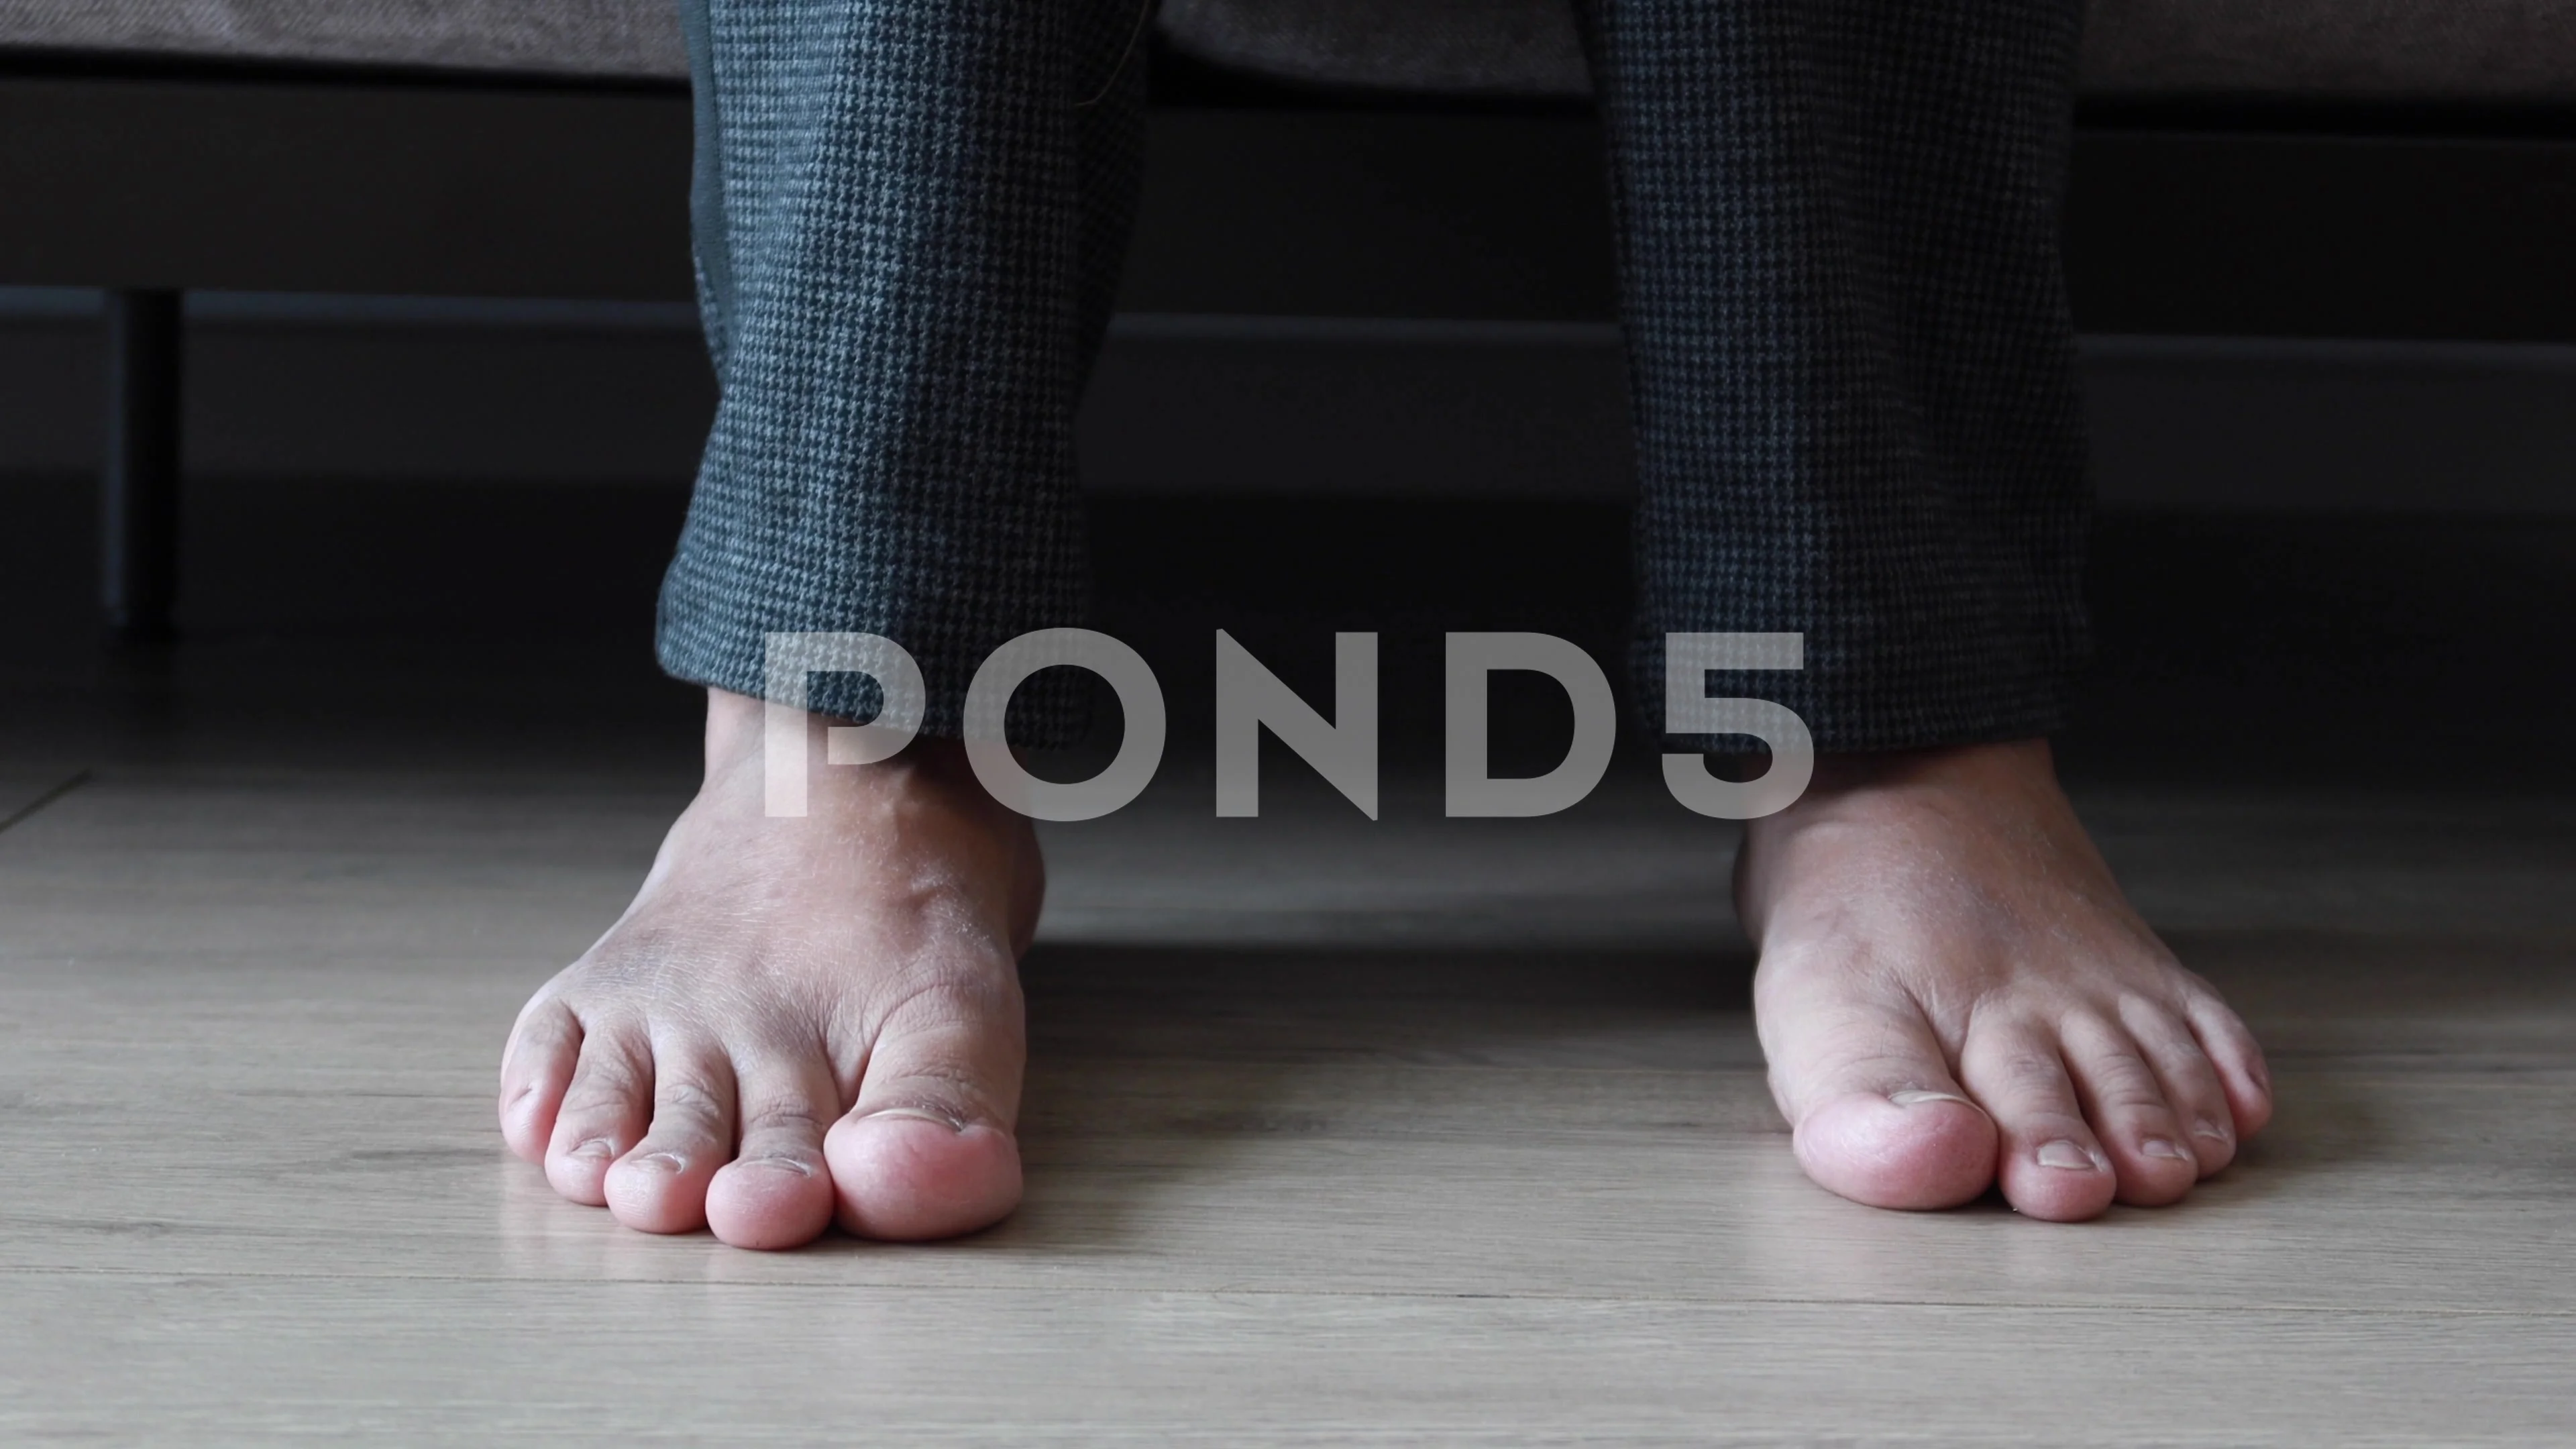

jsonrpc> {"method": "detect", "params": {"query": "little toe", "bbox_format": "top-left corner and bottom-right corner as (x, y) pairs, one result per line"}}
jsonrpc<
(544, 1022), (654, 1206)
(707, 1051), (841, 1250)
(1960, 1026), (2118, 1222)
(2061, 1016), (2200, 1207)
(499, 996), (580, 1164)
(602, 1038), (736, 1235)
(2123, 1001), (2241, 1175)
(1760, 977), (1998, 1210)
(2186, 994), (2275, 1140)
(825, 981), (1026, 1241)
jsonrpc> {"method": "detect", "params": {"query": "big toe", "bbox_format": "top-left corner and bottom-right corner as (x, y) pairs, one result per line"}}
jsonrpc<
(825, 979), (1026, 1240)
(1794, 1089), (1999, 1210)
(1762, 977), (1999, 1210)
(824, 1110), (1022, 1240)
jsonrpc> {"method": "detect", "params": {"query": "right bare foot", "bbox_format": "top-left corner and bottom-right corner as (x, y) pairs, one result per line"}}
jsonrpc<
(498, 688), (1043, 1249)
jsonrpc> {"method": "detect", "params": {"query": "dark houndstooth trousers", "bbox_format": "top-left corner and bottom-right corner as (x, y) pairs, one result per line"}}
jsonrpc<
(658, 0), (2093, 751)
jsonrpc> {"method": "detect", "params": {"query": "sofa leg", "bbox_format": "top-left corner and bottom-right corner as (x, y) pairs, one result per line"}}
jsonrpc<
(102, 288), (184, 644)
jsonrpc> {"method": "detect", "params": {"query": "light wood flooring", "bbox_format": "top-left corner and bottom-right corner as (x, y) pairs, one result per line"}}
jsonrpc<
(3, 759), (2573, 1444)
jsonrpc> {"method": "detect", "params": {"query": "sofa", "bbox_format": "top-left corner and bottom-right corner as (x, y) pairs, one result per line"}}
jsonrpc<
(13, 0), (2576, 105)
(5, 1), (2574, 636)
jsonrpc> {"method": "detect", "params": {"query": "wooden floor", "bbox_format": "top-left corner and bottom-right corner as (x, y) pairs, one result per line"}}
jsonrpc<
(3, 758), (2574, 1444)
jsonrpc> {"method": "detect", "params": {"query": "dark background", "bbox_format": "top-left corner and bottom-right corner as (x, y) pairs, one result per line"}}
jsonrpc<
(2, 375), (2569, 796)
(1, 84), (2570, 795)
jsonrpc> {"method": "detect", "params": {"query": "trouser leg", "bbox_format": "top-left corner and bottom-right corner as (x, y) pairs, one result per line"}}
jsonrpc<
(660, 0), (1152, 740)
(1577, 0), (2093, 749)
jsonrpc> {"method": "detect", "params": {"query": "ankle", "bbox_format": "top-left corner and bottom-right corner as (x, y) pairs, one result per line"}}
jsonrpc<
(1798, 739), (2053, 796)
(699, 686), (982, 795)
(686, 688), (1045, 950)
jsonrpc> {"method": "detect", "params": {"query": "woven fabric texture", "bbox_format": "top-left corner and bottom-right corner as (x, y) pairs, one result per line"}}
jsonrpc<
(657, 0), (2090, 750)
(1588, 0), (2093, 749)
(655, 0), (1149, 742)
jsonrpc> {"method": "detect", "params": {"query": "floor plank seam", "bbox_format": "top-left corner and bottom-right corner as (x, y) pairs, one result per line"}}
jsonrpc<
(6, 1264), (2572, 1318)
(0, 767), (89, 835)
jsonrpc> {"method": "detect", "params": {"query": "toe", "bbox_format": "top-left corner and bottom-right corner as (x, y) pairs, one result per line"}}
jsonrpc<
(825, 978), (1026, 1241)
(1758, 972), (1998, 1211)
(500, 996), (580, 1163)
(707, 1048), (841, 1250)
(2184, 993), (2274, 1140)
(2061, 1014), (2200, 1207)
(1960, 1023), (2118, 1222)
(602, 1036), (735, 1235)
(543, 1022), (653, 1207)
(2124, 1000), (2241, 1176)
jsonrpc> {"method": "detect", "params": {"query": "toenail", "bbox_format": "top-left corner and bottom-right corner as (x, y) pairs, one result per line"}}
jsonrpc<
(744, 1155), (816, 1177)
(863, 1106), (969, 1132)
(631, 1151), (686, 1173)
(2141, 1137), (2191, 1161)
(569, 1138), (615, 1161)
(2193, 1119), (2233, 1142)
(1890, 1089), (1979, 1110)
(2036, 1139), (2107, 1172)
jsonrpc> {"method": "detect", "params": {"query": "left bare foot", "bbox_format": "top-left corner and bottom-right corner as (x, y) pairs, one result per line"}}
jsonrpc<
(1738, 740), (2273, 1221)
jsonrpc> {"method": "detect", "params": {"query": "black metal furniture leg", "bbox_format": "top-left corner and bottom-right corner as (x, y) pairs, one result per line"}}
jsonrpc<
(102, 288), (184, 643)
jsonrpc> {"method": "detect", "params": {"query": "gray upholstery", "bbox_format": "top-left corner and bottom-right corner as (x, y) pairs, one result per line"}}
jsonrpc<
(1, 0), (689, 82)
(5, 0), (2573, 104)
(1158, 0), (2576, 104)
(1160, 0), (1589, 98)
(2076, 0), (2576, 104)
(1158, 0), (1589, 97)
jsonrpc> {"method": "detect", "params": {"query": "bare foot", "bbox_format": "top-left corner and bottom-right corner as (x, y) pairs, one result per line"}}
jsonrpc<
(498, 688), (1042, 1248)
(1739, 740), (2272, 1221)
